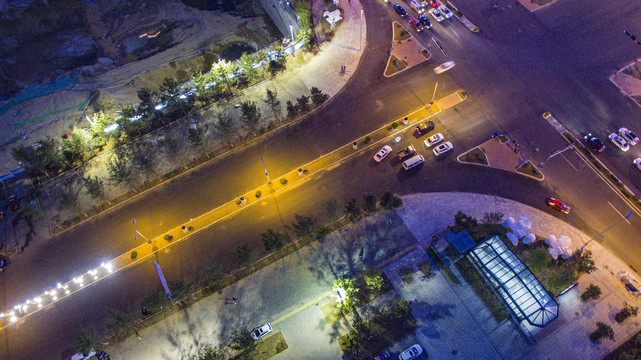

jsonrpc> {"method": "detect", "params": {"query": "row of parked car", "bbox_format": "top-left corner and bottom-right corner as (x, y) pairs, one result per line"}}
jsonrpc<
(393, 0), (454, 32)
(584, 127), (641, 169)
(373, 121), (454, 170)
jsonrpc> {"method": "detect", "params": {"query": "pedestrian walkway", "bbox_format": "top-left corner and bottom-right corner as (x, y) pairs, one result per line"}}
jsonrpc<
(101, 191), (640, 360)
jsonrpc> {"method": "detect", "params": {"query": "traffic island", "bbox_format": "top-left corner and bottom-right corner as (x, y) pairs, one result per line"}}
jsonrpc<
(385, 22), (428, 77)
(458, 137), (544, 181)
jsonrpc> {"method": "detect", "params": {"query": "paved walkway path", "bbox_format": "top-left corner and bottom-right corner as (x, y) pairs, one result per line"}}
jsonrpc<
(106, 192), (640, 360)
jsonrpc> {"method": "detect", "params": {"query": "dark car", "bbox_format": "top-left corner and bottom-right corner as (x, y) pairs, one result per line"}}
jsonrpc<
(415, 120), (435, 136)
(0, 255), (9, 272)
(584, 133), (605, 152)
(394, 4), (408, 17)
(418, 15), (432, 28)
(372, 351), (391, 360)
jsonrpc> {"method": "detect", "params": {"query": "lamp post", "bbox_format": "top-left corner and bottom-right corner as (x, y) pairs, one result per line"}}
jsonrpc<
(538, 144), (574, 168)
(134, 219), (151, 244)
(289, 23), (294, 43)
(579, 211), (633, 251)
(429, 73), (445, 104)
(261, 157), (270, 182)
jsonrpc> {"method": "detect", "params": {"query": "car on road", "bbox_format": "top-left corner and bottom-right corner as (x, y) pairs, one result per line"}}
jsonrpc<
(609, 132), (630, 151)
(251, 323), (273, 340)
(618, 272), (641, 298)
(546, 198), (570, 214)
(619, 127), (639, 146)
(397, 145), (417, 160)
(438, 4), (453, 19)
(399, 344), (423, 360)
(372, 351), (391, 360)
(433, 60), (456, 74)
(374, 145), (393, 162)
(584, 133), (605, 152)
(433, 141), (453, 156)
(634, 158), (641, 170)
(427, 0), (439, 7)
(415, 120), (435, 136)
(409, 19), (424, 32)
(417, 15), (432, 28)
(424, 133), (444, 147)
(428, 8), (444, 22)
(394, 4), (408, 17)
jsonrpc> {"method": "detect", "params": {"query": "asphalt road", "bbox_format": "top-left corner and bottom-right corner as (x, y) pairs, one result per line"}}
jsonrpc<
(3, 0), (641, 359)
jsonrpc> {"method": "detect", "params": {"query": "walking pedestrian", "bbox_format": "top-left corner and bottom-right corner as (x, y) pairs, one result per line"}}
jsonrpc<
(232, 297), (238, 304)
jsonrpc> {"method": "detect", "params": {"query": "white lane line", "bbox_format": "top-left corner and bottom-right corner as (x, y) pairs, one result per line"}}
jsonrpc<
(608, 201), (631, 224)
(561, 153), (579, 172)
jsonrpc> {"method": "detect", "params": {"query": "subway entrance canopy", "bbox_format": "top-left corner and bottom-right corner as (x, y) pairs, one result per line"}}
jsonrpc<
(468, 235), (558, 327)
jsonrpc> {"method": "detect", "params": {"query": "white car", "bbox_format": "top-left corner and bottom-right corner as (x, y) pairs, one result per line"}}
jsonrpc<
(634, 158), (641, 170)
(618, 272), (641, 298)
(433, 141), (453, 156)
(438, 5), (453, 19)
(251, 323), (273, 340)
(619, 127), (639, 146)
(374, 145), (393, 162)
(399, 344), (423, 360)
(609, 133), (630, 151)
(424, 133), (444, 147)
(433, 60), (456, 74)
(428, 8), (444, 22)
(71, 349), (96, 360)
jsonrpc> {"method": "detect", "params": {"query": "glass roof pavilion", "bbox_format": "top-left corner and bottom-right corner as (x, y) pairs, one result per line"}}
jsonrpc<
(468, 235), (558, 327)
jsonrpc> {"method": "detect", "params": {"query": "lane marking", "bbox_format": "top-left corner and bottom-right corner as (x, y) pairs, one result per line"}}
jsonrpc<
(272, 290), (333, 325)
(608, 201), (631, 224)
(560, 153), (579, 172)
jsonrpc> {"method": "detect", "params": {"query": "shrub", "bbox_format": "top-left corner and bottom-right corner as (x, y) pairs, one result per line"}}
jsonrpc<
(363, 136), (371, 144)
(164, 235), (173, 241)
(392, 122), (399, 129)
(580, 284), (602, 301)
(280, 178), (288, 185)
(590, 322), (614, 343)
(255, 190), (262, 198)
(131, 251), (137, 259)
(615, 302), (639, 323)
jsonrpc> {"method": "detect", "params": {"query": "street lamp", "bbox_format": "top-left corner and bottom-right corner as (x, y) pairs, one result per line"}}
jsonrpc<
(429, 73), (445, 104)
(289, 23), (294, 43)
(261, 157), (270, 182)
(133, 219), (151, 244)
(579, 211), (633, 251)
(539, 144), (574, 168)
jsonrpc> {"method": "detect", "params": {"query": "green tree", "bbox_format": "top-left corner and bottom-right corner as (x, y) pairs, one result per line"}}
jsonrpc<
(619, 349), (641, 360)
(364, 272), (384, 292)
(525, 247), (550, 273)
(82, 176), (105, 200)
(159, 77), (180, 107)
(239, 52), (258, 82)
(192, 346), (225, 360)
(325, 199), (341, 223)
(188, 127), (206, 150)
(590, 322), (614, 343)
(198, 256), (223, 287)
(345, 198), (361, 221)
(362, 194), (377, 213)
(289, 214), (316, 240)
(239, 101), (262, 134)
(88, 111), (110, 151)
(232, 243), (253, 268)
(72, 326), (100, 356)
(141, 288), (171, 315)
(61, 129), (90, 166)
(211, 59), (235, 94)
(11, 138), (64, 177)
(107, 153), (131, 184)
(481, 211), (504, 225)
(296, 95), (310, 113)
(105, 309), (133, 337)
(57, 180), (80, 212)
(137, 88), (157, 115)
(261, 228), (290, 252)
(379, 191), (402, 209)
(453, 210), (478, 232)
(333, 277), (359, 311)
(293, 0), (314, 48)
(310, 87), (328, 105)
(581, 284), (602, 301)
(212, 113), (237, 147)
(615, 302), (639, 323)
(263, 88), (282, 122)
(576, 249), (597, 275)
(230, 328), (257, 356)
(286, 100), (298, 118)
(161, 134), (182, 156)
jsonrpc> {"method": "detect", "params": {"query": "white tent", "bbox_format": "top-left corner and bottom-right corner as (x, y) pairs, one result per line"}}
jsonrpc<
(502, 217), (516, 228)
(323, 10), (343, 29)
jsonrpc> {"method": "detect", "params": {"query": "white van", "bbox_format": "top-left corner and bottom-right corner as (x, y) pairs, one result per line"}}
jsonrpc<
(402, 154), (425, 170)
(409, 0), (425, 14)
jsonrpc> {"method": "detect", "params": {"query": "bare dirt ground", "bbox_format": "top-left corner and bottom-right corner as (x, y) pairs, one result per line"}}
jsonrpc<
(0, 0), (279, 174)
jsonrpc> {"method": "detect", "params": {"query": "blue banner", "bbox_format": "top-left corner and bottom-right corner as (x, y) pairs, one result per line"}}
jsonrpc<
(153, 261), (172, 299)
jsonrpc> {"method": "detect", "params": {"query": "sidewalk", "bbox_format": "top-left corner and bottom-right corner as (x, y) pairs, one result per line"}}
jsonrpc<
(104, 192), (640, 359)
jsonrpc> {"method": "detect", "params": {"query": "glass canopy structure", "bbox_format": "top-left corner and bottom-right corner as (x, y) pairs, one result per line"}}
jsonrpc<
(468, 235), (558, 327)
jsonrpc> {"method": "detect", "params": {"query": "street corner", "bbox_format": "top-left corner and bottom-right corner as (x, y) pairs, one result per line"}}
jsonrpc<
(610, 65), (641, 107)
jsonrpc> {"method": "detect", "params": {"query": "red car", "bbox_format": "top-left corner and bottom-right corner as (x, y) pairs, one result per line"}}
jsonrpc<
(546, 198), (570, 214)
(429, 0), (439, 7)
(409, 19), (424, 32)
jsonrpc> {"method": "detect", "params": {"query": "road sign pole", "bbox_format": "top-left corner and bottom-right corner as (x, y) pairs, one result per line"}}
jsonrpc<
(261, 157), (270, 182)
